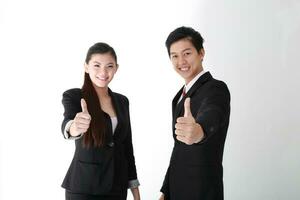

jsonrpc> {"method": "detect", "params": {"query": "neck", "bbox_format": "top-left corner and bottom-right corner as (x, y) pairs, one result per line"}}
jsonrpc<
(184, 68), (204, 85)
(94, 86), (109, 99)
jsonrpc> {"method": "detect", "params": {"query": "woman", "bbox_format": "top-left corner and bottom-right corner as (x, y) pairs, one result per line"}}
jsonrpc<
(61, 42), (140, 200)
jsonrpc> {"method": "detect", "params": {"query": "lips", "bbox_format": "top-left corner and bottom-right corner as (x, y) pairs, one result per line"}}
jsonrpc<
(97, 77), (109, 81)
(179, 67), (190, 72)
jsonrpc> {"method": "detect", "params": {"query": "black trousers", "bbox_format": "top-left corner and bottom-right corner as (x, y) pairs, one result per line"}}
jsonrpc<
(65, 190), (127, 200)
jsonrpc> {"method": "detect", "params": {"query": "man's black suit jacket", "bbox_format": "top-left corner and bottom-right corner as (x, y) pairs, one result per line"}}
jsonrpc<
(161, 72), (231, 200)
(61, 88), (137, 195)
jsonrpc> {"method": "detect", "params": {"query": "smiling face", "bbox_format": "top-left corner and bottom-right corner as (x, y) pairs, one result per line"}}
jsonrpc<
(170, 38), (204, 84)
(84, 53), (118, 88)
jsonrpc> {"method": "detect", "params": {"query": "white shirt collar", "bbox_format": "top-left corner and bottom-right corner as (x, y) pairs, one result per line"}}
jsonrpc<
(184, 70), (207, 93)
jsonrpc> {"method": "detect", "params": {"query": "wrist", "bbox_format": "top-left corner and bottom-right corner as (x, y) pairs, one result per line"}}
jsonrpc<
(131, 187), (140, 199)
(69, 122), (79, 137)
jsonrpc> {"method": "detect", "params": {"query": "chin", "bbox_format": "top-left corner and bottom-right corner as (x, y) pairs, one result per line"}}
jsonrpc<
(178, 72), (190, 79)
(94, 83), (108, 88)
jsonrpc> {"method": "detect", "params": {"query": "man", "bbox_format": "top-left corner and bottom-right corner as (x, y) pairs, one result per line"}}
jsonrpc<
(160, 27), (231, 200)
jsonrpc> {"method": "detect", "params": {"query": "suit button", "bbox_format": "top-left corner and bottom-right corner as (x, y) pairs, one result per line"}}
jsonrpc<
(108, 142), (114, 147)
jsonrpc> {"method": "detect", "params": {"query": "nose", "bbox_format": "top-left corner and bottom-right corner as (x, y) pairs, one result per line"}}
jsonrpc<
(97, 67), (108, 76)
(178, 55), (187, 66)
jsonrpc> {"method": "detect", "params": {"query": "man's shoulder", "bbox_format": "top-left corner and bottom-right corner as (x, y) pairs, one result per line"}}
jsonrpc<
(201, 77), (230, 95)
(210, 78), (228, 88)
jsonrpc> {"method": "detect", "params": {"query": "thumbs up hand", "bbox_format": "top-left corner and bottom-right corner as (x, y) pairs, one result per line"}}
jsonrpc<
(69, 98), (92, 137)
(175, 98), (204, 145)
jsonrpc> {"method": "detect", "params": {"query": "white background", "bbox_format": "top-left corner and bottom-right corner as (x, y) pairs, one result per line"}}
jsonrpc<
(0, 0), (299, 199)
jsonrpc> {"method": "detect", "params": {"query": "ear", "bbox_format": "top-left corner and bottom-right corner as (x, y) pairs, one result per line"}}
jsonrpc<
(115, 64), (119, 73)
(199, 48), (205, 61)
(84, 62), (89, 73)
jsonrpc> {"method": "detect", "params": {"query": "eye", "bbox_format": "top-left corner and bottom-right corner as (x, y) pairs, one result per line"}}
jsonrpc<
(94, 64), (100, 68)
(184, 52), (191, 56)
(171, 55), (178, 59)
(107, 65), (114, 68)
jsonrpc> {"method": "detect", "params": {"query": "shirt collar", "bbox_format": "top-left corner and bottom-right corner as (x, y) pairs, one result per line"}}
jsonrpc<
(184, 70), (207, 93)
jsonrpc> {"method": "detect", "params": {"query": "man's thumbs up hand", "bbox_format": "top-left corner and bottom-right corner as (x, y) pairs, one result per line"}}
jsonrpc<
(175, 98), (204, 145)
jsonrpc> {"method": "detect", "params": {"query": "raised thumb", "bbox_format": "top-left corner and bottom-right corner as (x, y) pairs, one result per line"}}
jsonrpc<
(81, 98), (88, 113)
(184, 97), (192, 117)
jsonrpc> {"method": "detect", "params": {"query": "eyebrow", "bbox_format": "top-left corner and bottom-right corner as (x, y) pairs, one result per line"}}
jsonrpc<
(92, 61), (101, 65)
(92, 61), (114, 65)
(182, 48), (192, 52)
(170, 48), (192, 54)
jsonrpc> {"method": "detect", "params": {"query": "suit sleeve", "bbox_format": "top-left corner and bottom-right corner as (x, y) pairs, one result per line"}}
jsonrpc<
(61, 90), (81, 138)
(160, 166), (170, 198)
(195, 81), (230, 143)
(124, 97), (138, 182)
(160, 141), (176, 198)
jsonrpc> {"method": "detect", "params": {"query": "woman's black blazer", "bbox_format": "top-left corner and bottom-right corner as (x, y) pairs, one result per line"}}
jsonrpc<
(61, 88), (138, 195)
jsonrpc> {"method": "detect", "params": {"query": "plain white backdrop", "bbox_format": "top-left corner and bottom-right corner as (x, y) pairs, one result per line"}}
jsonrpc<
(0, 0), (299, 199)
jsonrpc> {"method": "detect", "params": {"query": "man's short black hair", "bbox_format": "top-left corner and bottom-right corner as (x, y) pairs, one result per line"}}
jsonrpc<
(165, 26), (204, 56)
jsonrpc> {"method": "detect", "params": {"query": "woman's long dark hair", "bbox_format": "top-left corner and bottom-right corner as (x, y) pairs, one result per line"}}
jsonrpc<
(81, 42), (117, 148)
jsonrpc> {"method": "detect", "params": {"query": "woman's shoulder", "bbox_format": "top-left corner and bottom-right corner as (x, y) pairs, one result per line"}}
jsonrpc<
(62, 88), (82, 100)
(111, 91), (129, 105)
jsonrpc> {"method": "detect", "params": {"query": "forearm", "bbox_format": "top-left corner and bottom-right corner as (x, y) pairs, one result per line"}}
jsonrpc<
(130, 187), (140, 200)
(125, 130), (138, 180)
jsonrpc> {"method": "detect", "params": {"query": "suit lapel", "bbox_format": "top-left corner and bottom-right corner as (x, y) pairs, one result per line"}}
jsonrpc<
(186, 72), (212, 98)
(108, 88), (124, 139)
(173, 72), (213, 121)
(172, 86), (184, 119)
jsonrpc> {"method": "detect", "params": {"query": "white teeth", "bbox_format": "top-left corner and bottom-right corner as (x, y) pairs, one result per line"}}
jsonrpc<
(180, 67), (189, 71)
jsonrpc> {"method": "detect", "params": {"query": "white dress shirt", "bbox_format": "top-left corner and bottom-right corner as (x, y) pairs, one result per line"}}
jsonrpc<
(178, 70), (207, 103)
